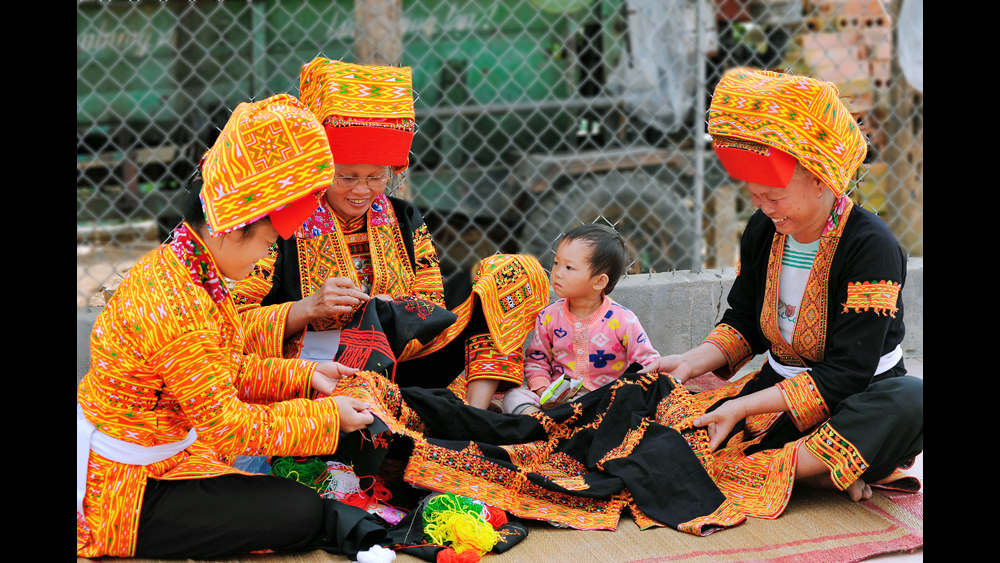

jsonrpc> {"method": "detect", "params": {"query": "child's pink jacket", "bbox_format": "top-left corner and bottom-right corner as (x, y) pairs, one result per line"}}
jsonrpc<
(524, 295), (661, 392)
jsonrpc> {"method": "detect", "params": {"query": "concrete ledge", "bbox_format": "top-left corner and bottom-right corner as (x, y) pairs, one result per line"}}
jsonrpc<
(609, 256), (923, 367)
(77, 257), (923, 382)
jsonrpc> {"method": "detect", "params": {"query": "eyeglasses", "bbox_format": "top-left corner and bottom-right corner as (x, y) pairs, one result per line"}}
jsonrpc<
(335, 175), (391, 189)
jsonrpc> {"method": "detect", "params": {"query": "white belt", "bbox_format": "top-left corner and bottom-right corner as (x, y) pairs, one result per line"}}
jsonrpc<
(77, 403), (197, 515)
(301, 329), (342, 362)
(766, 344), (903, 379)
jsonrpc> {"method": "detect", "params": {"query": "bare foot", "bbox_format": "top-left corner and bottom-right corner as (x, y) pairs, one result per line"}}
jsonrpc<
(798, 472), (872, 502)
(845, 478), (872, 502)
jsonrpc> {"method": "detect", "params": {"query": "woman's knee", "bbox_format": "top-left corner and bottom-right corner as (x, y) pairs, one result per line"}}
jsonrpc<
(873, 376), (923, 426)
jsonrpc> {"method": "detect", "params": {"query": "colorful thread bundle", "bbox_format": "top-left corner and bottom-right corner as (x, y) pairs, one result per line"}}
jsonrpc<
(269, 456), (332, 494)
(422, 493), (502, 557)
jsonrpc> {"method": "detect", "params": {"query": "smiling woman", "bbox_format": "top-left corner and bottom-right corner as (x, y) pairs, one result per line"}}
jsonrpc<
(233, 58), (549, 411)
(640, 68), (921, 512)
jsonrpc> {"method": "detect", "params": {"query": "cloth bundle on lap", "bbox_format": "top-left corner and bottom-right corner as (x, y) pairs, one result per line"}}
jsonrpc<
(333, 296), (458, 381)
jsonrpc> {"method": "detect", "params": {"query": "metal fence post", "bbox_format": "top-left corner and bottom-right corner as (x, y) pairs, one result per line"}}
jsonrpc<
(693, 0), (707, 271)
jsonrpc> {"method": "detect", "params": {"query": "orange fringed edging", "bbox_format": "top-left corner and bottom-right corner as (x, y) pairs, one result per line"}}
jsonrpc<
(841, 280), (901, 317)
(437, 547), (481, 563)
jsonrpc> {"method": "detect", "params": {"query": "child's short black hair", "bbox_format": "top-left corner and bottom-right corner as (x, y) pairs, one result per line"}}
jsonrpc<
(559, 224), (627, 295)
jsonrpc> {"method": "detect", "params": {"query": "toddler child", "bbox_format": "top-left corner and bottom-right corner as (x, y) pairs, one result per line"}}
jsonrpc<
(502, 224), (661, 415)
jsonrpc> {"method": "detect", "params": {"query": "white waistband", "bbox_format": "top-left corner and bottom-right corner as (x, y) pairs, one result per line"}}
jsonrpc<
(77, 403), (197, 515)
(766, 344), (903, 380)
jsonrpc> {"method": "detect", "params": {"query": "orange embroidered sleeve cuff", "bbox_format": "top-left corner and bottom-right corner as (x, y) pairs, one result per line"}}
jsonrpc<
(776, 372), (831, 432)
(703, 323), (754, 379)
(240, 302), (295, 358)
(803, 422), (870, 491)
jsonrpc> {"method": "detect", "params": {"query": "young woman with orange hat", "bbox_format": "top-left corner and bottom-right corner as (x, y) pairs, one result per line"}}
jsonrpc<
(76, 95), (388, 559)
(233, 58), (549, 410)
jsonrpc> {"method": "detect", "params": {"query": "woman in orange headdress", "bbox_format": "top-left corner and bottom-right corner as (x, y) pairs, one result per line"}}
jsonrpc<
(76, 95), (389, 559)
(233, 58), (549, 410)
(640, 69), (922, 517)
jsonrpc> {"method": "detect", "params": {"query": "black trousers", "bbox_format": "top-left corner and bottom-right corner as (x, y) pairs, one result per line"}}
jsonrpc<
(134, 474), (390, 560)
(743, 372), (923, 484)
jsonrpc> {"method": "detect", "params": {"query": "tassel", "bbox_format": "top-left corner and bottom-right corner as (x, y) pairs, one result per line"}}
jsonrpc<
(354, 544), (396, 563)
(481, 505), (508, 530)
(436, 547), (481, 563)
(422, 493), (500, 556)
(269, 457), (331, 494)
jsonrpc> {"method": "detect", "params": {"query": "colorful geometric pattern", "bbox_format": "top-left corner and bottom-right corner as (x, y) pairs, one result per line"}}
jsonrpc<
(296, 194), (415, 331)
(465, 333), (525, 388)
(761, 198), (854, 365)
(803, 422), (870, 491)
(708, 69), (867, 197)
(299, 57), (415, 122)
(842, 280), (902, 317)
(469, 254), (551, 355)
(714, 436), (804, 519)
(199, 94), (333, 235)
(77, 233), (346, 558)
(703, 323), (754, 378)
(776, 372), (831, 432)
(401, 254), (548, 362)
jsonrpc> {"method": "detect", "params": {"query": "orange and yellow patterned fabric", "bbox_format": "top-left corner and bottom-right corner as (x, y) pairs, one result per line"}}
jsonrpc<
(708, 69), (867, 197)
(299, 58), (415, 123)
(77, 224), (345, 558)
(200, 94), (334, 235)
(399, 253), (550, 361)
(842, 279), (901, 317)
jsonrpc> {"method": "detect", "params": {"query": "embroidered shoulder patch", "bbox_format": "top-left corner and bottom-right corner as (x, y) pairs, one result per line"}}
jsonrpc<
(841, 280), (901, 317)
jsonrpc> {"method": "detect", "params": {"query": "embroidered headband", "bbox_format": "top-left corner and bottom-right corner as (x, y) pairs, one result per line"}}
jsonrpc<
(200, 94), (333, 238)
(298, 57), (416, 173)
(708, 68), (867, 196)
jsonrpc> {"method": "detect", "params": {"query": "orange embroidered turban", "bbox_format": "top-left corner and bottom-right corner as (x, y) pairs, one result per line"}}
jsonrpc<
(298, 57), (415, 173)
(200, 94), (333, 238)
(708, 69), (867, 197)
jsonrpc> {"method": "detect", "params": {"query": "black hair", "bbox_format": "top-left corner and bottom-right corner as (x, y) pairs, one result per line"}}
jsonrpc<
(559, 224), (627, 295)
(182, 166), (264, 240)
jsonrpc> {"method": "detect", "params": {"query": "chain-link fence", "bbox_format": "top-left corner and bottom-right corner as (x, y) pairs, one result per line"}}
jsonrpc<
(77, 0), (923, 308)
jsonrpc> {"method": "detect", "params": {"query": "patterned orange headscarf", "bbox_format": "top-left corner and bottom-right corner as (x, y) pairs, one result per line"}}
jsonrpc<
(708, 69), (867, 197)
(298, 58), (415, 173)
(200, 94), (334, 236)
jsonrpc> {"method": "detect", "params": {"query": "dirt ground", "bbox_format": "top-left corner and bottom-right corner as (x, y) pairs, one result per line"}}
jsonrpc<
(77, 241), (159, 308)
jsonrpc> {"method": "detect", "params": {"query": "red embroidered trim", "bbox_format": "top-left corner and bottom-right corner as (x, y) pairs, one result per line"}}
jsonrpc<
(465, 333), (524, 386)
(169, 223), (228, 304)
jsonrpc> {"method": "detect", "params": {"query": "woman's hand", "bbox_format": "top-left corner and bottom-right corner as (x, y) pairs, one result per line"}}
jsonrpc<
(311, 362), (359, 395)
(333, 396), (374, 432)
(638, 354), (695, 383)
(373, 294), (393, 302)
(694, 400), (747, 451)
(308, 277), (371, 319)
